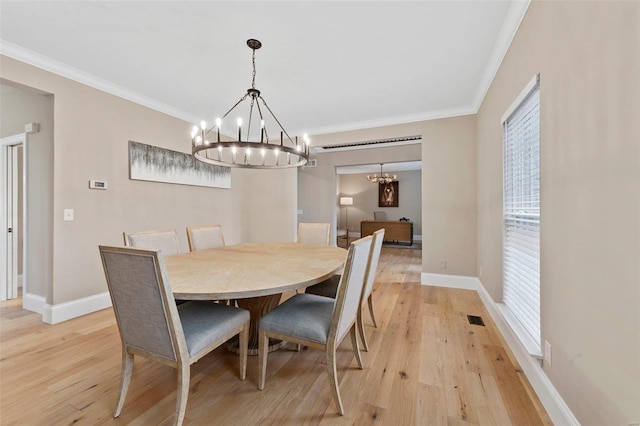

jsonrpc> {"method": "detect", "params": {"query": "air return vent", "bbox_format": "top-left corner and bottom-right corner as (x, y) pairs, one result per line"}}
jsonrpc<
(467, 315), (485, 326)
(312, 135), (421, 153)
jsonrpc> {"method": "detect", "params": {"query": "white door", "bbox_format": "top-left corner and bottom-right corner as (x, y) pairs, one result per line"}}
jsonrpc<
(1, 134), (25, 301)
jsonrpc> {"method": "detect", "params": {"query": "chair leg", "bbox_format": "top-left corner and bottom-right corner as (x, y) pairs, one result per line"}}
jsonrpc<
(113, 350), (134, 418)
(357, 306), (369, 352)
(326, 346), (344, 415)
(258, 330), (269, 390)
(239, 325), (248, 380)
(350, 325), (364, 369)
(367, 294), (378, 328)
(295, 343), (302, 352)
(174, 363), (190, 426)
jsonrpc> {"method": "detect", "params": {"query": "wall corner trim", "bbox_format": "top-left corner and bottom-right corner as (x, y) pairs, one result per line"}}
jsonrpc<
(42, 292), (112, 324)
(22, 292), (46, 315)
(421, 272), (579, 425)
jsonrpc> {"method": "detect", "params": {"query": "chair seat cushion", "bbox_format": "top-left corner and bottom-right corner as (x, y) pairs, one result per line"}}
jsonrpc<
(178, 301), (249, 357)
(305, 274), (341, 299)
(260, 294), (335, 344)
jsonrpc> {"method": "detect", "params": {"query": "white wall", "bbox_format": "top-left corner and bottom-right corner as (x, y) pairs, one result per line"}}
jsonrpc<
(337, 170), (422, 236)
(0, 56), (297, 315)
(477, 1), (640, 423)
(0, 81), (54, 300)
(304, 114), (477, 277)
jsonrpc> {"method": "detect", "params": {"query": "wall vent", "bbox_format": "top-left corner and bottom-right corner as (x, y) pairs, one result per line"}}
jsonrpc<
(303, 159), (317, 168)
(312, 135), (421, 153)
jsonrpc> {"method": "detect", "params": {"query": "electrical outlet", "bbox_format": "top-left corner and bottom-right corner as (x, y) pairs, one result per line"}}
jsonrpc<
(544, 340), (552, 366)
(439, 259), (446, 269)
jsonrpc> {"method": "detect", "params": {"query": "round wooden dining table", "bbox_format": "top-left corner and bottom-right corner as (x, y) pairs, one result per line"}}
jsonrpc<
(164, 242), (347, 354)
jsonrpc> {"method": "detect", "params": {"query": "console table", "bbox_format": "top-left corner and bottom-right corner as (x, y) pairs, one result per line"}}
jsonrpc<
(360, 220), (413, 245)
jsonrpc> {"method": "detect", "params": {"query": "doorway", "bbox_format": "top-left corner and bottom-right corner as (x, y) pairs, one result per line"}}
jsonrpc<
(1, 134), (26, 301)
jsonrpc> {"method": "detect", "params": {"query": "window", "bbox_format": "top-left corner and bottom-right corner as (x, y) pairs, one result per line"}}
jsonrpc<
(502, 74), (541, 354)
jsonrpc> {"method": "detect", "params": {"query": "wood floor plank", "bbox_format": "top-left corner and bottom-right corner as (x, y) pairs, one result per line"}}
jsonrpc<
(0, 247), (552, 425)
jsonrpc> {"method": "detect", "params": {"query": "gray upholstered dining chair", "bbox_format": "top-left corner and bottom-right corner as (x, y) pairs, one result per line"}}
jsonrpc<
(257, 235), (373, 415)
(305, 229), (385, 351)
(186, 225), (225, 252)
(297, 222), (331, 245)
(373, 211), (387, 221)
(123, 228), (181, 256)
(99, 245), (249, 426)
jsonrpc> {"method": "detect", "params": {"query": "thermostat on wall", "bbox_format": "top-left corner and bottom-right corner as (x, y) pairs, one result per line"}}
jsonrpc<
(89, 180), (108, 190)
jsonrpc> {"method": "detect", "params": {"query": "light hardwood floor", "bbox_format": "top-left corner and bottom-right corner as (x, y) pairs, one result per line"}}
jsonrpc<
(0, 247), (551, 425)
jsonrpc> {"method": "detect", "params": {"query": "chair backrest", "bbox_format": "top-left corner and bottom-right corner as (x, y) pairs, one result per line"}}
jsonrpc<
(373, 211), (387, 221)
(99, 246), (187, 362)
(362, 229), (385, 300)
(186, 225), (225, 251)
(123, 229), (181, 256)
(329, 236), (373, 344)
(297, 222), (330, 245)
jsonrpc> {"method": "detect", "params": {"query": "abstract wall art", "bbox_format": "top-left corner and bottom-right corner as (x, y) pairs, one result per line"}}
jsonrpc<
(128, 140), (231, 189)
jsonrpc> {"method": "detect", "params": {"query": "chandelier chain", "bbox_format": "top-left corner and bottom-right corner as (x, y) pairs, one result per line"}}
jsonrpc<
(252, 49), (257, 90)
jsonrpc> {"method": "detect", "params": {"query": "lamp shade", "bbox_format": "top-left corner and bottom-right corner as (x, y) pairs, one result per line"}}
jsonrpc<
(340, 197), (354, 206)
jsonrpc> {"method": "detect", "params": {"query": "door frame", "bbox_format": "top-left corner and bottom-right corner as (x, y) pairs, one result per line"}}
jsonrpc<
(1, 133), (27, 301)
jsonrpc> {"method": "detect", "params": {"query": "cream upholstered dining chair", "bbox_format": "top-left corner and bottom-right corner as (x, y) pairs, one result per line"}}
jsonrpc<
(257, 235), (373, 415)
(186, 225), (225, 252)
(305, 229), (385, 351)
(297, 222), (331, 245)
(123, 228), (181, 256)
(99, 246), (249, 426)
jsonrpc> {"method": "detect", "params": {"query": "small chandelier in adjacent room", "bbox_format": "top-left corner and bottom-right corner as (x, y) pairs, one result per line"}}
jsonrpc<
(367, 163), (397, 184)
(191, 39), (310, 169)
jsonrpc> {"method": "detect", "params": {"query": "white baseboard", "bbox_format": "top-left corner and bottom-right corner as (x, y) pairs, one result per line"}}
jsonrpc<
(421, 272), (479, 290)
(421, 272), (579, 426)
(42, 292), (112, 324)
(23, 292), (45, 314)
(475, 282), (579, 426)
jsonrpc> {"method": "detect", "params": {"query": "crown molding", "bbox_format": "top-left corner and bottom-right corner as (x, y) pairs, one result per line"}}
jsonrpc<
(471, 0), (532, 111)
(297, 105), (477, 137)
(0, 40), (199, 124)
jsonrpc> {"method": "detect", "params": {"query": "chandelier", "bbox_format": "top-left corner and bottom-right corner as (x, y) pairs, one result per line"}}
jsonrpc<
(191, 39), (309, 169)
(367, 163), (397, 184)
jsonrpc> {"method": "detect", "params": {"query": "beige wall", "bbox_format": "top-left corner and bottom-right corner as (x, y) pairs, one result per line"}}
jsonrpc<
(477, 1), (640, 424)
(0, 56), (296, 307)
(301, 114), (477, 277)
(0, 81), (54, 299)
(337, 170), (422, 236)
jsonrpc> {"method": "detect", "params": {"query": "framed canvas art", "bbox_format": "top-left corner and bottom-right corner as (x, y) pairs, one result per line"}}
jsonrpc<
(379, 181), (398, 207)
(129, 140), (231, 189)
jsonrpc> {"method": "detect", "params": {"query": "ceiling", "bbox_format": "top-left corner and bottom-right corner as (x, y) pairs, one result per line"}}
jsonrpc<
(0, 1), (529, 139)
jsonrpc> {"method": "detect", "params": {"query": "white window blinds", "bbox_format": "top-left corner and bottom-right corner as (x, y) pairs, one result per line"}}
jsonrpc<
(503, 76), (541, 349)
